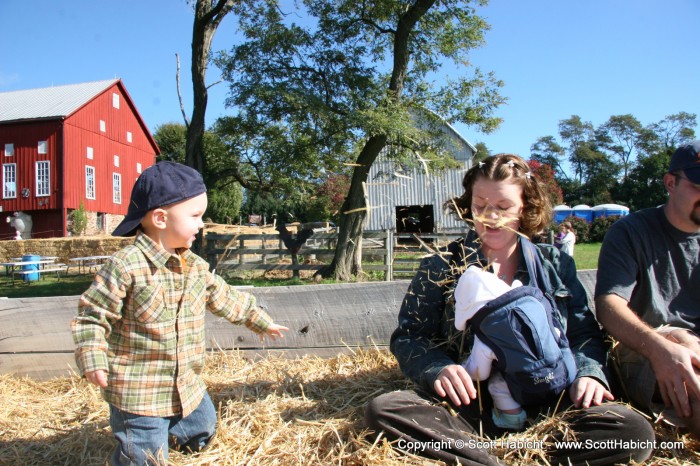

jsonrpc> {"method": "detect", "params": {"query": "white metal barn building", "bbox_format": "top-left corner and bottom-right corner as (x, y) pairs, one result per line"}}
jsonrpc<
(364, 120), (476, 234)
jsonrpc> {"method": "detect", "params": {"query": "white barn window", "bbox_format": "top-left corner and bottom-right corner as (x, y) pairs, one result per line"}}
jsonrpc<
(100, 120), (106, 132)
(36, 160), (50, 196)
(4, 143), (14, 157)
(114, 155), (120, 167)
(113, 173), (122, 204)
(136, 162), (142, 174)
(86, 166), (96, 200)
(38, 140), (47, 154)
(126, 131), (133, 143)
(3, 163), (17, 198)
(87, 146), (94, 160)
(112, 93), (120, 109)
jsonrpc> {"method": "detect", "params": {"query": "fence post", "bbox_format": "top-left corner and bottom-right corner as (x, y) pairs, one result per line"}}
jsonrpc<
(262, 236), (267, 265)
(385, 229), (393, 281)
(205, 233), (217, 271)
(292, 253), (300, 279)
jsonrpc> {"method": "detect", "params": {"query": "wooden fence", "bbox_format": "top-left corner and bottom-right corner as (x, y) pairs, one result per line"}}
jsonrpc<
(0, 270), (597, 380)
(205, 230), (467, 280)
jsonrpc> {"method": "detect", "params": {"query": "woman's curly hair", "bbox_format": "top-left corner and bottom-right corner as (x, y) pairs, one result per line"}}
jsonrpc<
(446, 153), (552, 239)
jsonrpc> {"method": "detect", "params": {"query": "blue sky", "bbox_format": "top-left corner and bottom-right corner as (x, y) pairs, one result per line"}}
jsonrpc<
(1, 0), (698, 160)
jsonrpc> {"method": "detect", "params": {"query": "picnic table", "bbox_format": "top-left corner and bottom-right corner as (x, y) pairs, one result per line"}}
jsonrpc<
(68, 255), (111, 274)
(0, 258), (67, 285)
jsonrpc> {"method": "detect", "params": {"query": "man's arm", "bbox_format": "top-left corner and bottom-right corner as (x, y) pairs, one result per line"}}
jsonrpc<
(596, 293), (700, 417)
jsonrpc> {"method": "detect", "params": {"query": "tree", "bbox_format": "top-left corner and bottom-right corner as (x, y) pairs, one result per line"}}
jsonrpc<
(216, 0), (504, 280)
(575, 148), (618, 205)
(615, 151), (670, 211)
(70, 202), (88, 236)
(206, 180), (243, 223)
(558, 115), (596, 184)
(644, 111), (697, 153)
(153, 122), (187, 163)
(185, 0), (236, 174)
(530, 135), (567, 180)
(305, 174), (351, 224)
(472, 141), (491, 163)
(596, 114), (643, 180)
(153, 122), (244, 223)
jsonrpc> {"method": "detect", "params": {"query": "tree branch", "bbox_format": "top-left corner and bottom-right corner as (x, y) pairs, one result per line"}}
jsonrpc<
(175, 53), (191, 128)
(206, 79), (224, 89)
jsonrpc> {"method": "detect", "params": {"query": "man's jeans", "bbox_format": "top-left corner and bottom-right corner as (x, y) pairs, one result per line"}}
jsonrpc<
(109, 392), (217, 466)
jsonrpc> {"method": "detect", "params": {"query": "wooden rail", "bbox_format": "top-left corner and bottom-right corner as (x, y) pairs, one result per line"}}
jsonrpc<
(0, 270), (598, 381)
(205, 230), (466, 280)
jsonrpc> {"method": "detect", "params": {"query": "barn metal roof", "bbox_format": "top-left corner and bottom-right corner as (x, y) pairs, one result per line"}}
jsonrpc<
(0, 79), (119, 122)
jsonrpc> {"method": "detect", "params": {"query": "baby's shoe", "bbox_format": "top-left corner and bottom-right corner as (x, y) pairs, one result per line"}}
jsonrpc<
(492, 407), (526, 430)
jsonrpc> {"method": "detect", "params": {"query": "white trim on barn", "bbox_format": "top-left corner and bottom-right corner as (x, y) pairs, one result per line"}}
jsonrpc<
(364, 117), (475, 234)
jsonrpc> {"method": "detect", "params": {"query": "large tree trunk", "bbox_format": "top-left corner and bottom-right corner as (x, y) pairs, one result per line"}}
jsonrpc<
(325, 135), (388, 280)
(186, 0), (235, 254)
(185, 0), (235, 173)
(323, 0), (435, 280)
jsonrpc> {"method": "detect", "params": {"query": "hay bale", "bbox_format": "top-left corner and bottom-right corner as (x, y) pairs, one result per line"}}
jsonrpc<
(0, 349), (697, 465)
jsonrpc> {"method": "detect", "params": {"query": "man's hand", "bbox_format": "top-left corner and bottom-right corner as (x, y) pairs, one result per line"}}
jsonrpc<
(433, 364), (477, 407)
(569, 376), (614, 408)
(650, 338), (700, 418)
(85, 369), (108, 388)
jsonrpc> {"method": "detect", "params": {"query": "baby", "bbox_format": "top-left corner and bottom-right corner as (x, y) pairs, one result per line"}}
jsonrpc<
(454, 266), (529, 430)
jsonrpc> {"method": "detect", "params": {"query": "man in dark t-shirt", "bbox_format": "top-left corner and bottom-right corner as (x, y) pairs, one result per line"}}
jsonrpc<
(596, 140), (700, 436)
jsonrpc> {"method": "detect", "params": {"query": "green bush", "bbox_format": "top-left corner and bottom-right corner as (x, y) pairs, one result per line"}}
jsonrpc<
(588, 215), (622, 243)
(69, 203), (88, 236)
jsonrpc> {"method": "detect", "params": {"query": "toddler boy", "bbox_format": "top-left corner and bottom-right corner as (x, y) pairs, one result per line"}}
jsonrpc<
(72, 162), (287, 465)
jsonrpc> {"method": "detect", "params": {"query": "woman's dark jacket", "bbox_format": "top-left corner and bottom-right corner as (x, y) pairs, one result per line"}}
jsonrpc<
(390, 229), (609, 393)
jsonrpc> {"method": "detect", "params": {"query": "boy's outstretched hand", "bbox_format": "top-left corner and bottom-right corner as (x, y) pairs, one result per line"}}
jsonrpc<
(85, 369), (108, 388)
(260, 323), (289, 341)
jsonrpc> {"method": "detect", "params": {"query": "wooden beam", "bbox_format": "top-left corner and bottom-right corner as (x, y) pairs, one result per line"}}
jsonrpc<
(0, 281), (409, 379)
(0, 271), (598, 381)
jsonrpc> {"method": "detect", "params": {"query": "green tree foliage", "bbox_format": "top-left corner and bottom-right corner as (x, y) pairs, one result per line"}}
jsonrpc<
(530, 135), (567, 180)
(206, 181), (244, 224)
(214, 0), (505, 279)
(595, 114), (644, 180)
(532, 111), (696, 211)
(644, 112), (697, 153)
(613, 151), (671, 211)
(153, 122), (187, 163)
(153, 123), (244, 223)
(558, 115), (596, 184)
(70, 203), (88, 236)
(472, 141), (491, 163)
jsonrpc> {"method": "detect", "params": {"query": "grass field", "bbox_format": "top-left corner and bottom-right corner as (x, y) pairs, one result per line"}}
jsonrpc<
(0, 242), (603, 298)
(574, 242), (601, 270)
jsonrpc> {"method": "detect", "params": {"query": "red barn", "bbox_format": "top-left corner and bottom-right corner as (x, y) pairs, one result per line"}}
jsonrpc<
(0, 79), (159, 239)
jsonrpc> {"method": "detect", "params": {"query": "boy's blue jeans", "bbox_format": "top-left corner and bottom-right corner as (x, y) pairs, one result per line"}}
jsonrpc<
(109, 392), (217, 466)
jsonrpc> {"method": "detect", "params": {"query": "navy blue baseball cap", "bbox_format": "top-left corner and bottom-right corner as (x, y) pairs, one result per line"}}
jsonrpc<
(112, 161), (207, 237)
(669, 140), (700, 184)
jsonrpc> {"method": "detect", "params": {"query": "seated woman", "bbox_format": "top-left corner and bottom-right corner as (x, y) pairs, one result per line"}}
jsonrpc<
(365, 154), (654, 465)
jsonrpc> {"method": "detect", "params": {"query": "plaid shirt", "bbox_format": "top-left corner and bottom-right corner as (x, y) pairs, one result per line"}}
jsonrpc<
(71, 233), (273, 417)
